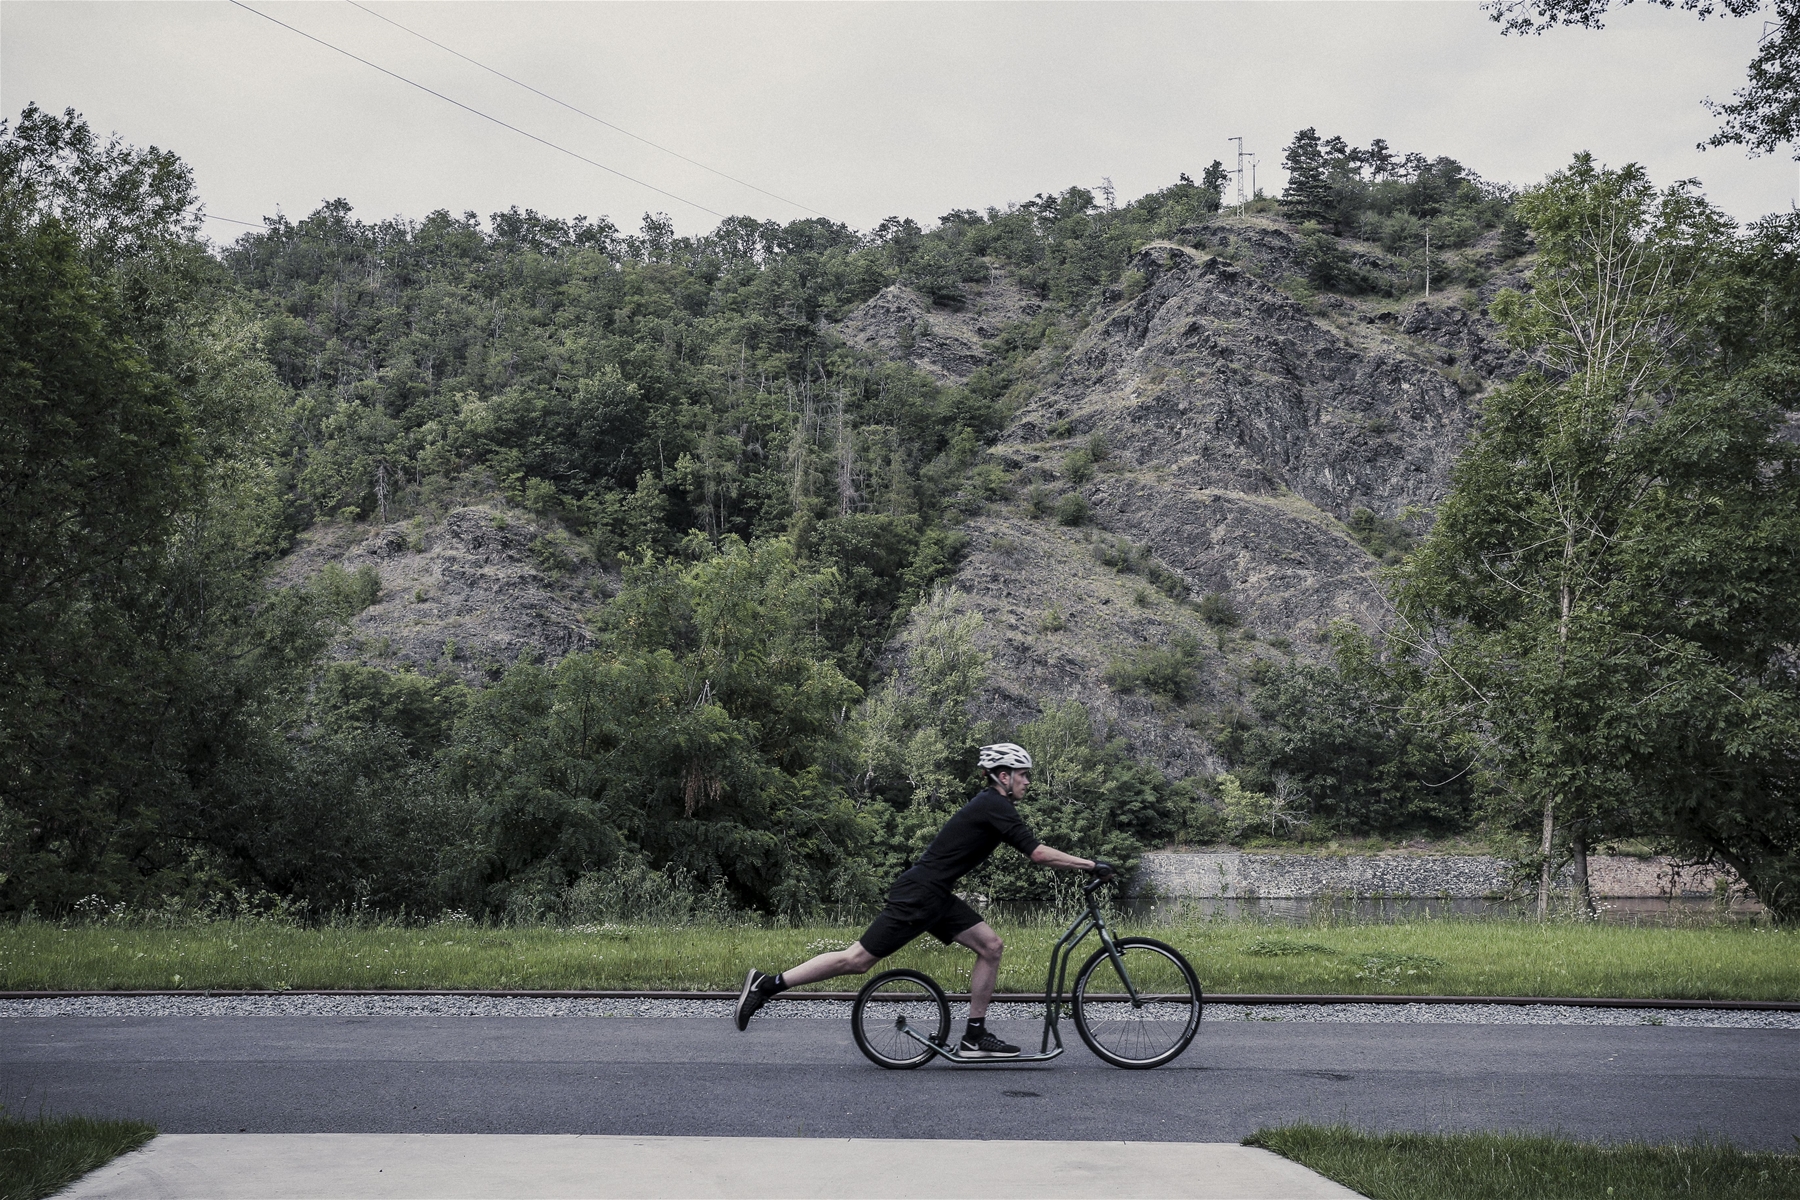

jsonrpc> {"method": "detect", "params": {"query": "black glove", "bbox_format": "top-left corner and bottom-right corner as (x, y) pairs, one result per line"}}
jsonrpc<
(1089, 859), (1116, 879)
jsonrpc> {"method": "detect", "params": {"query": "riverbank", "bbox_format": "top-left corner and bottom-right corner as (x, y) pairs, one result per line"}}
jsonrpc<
(1135, 850), (1741, 901)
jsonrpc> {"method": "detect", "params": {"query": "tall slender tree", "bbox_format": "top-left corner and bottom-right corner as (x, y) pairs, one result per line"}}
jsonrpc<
(1395, 154), (1800, 920)
(1280, 128), (1333, 225)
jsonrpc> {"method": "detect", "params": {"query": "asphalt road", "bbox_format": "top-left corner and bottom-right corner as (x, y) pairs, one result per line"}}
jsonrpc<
(6, 1013), (1797, 1150)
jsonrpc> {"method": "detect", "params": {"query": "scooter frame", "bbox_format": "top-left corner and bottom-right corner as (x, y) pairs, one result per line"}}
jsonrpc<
(883, 874), (1142, 1065)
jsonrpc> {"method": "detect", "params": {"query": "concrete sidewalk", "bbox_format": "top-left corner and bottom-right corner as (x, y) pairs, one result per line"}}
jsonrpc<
(66, 1134), (1364, 1198)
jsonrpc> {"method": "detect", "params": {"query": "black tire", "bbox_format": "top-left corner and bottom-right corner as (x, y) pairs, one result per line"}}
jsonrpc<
(852, 969), (949, 1069)
(1071, 937), (1202, 1069)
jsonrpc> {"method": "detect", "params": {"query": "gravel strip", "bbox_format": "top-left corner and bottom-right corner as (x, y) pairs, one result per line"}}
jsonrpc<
(1202, 1002), (1800, 1029)
(3, 994), (1796, 1027)
(0, 995), (799, 1020)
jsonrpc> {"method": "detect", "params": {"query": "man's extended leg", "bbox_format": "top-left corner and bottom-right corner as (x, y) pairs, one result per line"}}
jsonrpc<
(952, 922), (1018, 1057)
(734, 942), (877, 1030)
(781, 942), (879, 988)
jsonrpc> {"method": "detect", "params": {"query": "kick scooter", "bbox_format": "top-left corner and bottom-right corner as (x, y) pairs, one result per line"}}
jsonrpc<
(850, 871), (1202, 1070)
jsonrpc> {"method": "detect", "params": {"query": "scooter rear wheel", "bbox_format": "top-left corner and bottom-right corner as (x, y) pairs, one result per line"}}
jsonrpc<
(852, 969), (949, 1069)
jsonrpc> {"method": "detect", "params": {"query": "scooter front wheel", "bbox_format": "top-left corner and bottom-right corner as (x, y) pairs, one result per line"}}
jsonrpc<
(1072, 937), (1202, 1069)
(852, 969), (949, 1069)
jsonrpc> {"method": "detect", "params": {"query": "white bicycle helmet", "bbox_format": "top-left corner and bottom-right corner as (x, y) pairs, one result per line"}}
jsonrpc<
(978, 743), (1034, 772)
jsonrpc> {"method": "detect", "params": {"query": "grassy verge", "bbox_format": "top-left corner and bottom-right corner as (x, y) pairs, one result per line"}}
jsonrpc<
(3, 917), (1796, 1000)
(1248, 1125), (1800, 1199)
(0, 1114), (154, 1200)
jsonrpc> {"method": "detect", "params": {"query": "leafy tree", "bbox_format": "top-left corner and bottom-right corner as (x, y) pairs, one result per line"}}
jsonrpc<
(1484, 0), (1798, 157)
(442, 537), (871, 918)
(0, 103), (200, 267)
(1707, 1), (1800, 155)
(1238, 626), (1475, 837)
(0, 107), (347, 911)
(1394, 155), (1800, 919)
(1280, 128), (1334, 226)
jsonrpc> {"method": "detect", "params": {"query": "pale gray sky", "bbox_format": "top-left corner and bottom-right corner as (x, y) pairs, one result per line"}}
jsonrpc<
(4, 1), (1794, 241)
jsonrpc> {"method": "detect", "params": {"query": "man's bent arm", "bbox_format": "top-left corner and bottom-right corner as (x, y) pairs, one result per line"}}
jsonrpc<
(1030, 844), (1096, 870)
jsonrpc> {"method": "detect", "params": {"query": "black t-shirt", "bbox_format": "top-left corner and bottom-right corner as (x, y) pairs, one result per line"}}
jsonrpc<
(894, 788), (1041, 893)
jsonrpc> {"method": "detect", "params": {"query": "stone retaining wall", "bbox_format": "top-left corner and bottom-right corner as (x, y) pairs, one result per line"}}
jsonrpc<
(1134, 852), (1735, 899)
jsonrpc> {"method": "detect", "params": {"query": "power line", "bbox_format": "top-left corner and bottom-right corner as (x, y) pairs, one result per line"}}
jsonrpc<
(202, 213), (263, 227)
(345, 0), (828, 221)
(228, 0), (724, 220)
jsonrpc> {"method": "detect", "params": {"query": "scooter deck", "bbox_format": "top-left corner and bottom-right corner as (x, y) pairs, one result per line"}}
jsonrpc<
(898, 1022), (1065, 1065)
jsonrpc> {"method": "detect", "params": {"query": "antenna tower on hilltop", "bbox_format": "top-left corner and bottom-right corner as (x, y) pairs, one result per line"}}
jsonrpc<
(1228, 137), (1254, 215)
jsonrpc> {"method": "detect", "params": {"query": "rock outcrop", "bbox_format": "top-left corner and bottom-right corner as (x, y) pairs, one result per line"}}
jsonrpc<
(835, 268), (1045, 384)
(1017, 241), (1479, 528)
(934, 517), (1233, 780)
(275, 504), (610, 683)
(851, 219), (1520, 775)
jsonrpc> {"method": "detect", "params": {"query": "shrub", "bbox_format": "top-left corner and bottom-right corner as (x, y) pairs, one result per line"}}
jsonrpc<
(1105, 633), (1203, 703)
(1345, 507), (1417, 564)
(314, 563), (382, 616)
(529, 532), (577, 575)
(1198, 591), (1241, 627)
(538, 854), (745, 925)
(1054, 493), (1089, 526)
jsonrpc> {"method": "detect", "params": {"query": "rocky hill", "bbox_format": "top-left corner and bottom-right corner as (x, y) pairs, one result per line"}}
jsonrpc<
(275, 216), (1518, 782)
(864, 217), (1523, 775)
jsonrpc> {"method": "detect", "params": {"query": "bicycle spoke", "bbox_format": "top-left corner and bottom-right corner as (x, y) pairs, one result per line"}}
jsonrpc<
(853, 975), (946, 1067)
(1076, 942), (1199, 1066)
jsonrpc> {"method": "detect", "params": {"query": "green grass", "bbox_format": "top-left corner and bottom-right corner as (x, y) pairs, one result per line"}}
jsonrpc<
(1249, 1125), (1800, 1199)
(0, 1114), (155, 1200)
(3, 916), (1797, 1000)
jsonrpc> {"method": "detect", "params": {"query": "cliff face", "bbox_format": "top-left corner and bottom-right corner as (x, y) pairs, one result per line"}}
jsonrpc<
(861, 220), (1516, 773)
(1026, 243), (1476, 518)
(1003, 239), (1482, 639)
(275, 503), (610, 684)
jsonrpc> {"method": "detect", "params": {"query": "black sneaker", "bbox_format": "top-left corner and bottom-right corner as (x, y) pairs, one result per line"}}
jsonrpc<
(734, 969), (773, 1031)
(958, 1028), (1021, 1058)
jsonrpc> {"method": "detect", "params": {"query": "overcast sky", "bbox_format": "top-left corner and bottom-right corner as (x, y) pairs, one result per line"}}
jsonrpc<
(4, 1), (1795, 243)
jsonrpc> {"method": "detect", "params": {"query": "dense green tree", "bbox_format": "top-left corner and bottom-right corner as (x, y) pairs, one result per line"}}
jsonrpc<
(1395, 155), (1800, 919)
(441, 537), (872, 918)
(0, 107), (347, 911)
(1238, 626), (1476, 837)
(1280, 128), (1334, 226)
(1264, 127), (1519, 294)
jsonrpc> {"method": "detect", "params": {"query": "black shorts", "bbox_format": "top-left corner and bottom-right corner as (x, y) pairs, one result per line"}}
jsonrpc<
(857, 882), (984, 960)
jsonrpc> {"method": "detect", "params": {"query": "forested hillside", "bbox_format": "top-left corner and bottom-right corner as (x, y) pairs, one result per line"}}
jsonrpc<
(4, 104), (1797, 924)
